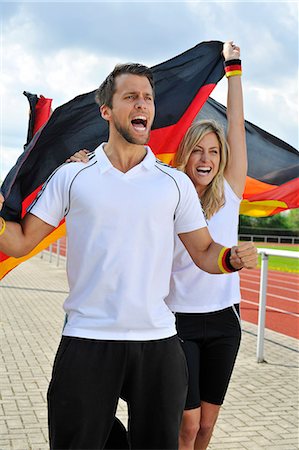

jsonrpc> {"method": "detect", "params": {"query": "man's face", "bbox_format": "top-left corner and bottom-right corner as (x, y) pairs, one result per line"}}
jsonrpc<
(102, 73), (155, 145)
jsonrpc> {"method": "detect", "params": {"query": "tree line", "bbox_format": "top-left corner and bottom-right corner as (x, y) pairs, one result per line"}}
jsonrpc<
(239, 209), (299, 237)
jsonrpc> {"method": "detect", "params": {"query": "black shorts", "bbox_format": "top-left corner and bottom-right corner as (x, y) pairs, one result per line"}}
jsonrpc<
(175, 304), (241, 409)
(47, 335), (188, 449)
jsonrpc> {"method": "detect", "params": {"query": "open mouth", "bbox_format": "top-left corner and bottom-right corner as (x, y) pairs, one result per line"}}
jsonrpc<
(131, 116), (147, 131)
(196, 166), (212, 175)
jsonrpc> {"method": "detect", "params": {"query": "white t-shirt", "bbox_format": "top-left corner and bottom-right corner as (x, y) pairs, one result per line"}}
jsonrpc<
(166, 179), (241, 313)
(28, 144), (207, 340)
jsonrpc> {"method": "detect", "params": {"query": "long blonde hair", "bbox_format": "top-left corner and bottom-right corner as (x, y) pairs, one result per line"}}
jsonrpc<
(173, 120), (230, 220)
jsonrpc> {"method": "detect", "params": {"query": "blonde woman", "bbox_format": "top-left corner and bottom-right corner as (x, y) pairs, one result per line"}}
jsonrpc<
(165, 41), (246, 450)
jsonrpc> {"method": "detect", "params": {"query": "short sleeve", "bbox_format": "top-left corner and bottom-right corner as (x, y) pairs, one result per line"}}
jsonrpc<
(174, 172), (207, 234)
(28, 165), (70, 227)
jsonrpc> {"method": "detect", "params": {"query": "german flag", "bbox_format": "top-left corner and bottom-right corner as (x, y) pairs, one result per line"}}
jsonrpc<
(0, 93), (54, 279)
(2, 41), (298, 279)
(199, 97), (299, 217)
(0, 40), (225, 278)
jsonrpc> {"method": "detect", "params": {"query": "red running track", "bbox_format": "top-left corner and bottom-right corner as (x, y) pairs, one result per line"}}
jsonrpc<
(52, 238), (298, 339)
(240, 268), (299, 339)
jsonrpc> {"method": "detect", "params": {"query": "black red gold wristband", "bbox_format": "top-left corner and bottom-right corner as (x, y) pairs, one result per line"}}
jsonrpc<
(218, 247), (242, 273)
(224, 59), (242, 78)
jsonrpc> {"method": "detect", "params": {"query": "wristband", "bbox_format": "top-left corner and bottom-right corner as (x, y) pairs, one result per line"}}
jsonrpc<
(218, 247), (241, 273)
(0, 217), (6, 236)
(224, 59), (242, 78)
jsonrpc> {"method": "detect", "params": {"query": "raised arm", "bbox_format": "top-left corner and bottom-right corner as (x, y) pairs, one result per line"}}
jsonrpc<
(223, 41), (247, 198)
(0, 194), (55, 258)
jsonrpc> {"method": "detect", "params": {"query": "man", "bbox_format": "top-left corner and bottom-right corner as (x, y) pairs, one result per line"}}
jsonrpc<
(0, 63), (257, 450)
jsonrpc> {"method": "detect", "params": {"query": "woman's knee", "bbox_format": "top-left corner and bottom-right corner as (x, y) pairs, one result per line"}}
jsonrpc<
(180, 411), (200, 443)
(198, 421), (215, 439)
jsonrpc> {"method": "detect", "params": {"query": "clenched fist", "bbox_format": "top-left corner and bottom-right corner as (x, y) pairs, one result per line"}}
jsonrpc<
(223, 41), (240, 61)
(230, 241), (258, 270)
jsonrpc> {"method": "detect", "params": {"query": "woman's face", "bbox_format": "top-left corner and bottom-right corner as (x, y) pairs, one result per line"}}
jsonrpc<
(185, 132), (221, 193)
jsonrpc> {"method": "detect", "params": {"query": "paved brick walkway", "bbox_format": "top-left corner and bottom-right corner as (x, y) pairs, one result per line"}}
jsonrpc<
(1, 255), (298, 449)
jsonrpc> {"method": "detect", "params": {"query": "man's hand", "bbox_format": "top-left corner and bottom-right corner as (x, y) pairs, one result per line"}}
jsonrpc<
(66, 149), (90, 163)
(230, 241), (258, 270)
(0, 193), (4, 211)
(223, 41), (240, 61)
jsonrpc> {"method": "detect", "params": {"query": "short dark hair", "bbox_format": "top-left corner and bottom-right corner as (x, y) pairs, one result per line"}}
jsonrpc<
(95, 63), (155, 108)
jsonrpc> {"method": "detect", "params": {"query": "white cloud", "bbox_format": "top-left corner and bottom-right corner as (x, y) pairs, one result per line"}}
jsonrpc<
(211, 71), (298, 148)
(43, 50), (120, 103)
(2, 42), (120, 180)
(1, 146), (24, 182)
(243, 76), (298, 147)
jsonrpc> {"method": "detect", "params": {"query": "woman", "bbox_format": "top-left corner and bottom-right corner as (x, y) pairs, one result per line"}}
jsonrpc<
(69, 41), (247, 450)
(166, 41), (246, 450)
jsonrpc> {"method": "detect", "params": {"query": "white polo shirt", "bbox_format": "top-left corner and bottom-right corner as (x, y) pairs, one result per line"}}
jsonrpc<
(166, 179), (241, 313)
(29, 144), (206, 340)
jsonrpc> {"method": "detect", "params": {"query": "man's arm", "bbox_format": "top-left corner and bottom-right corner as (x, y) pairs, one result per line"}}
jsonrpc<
(0, 193), (55, 257)
(179, 227), (257, 274)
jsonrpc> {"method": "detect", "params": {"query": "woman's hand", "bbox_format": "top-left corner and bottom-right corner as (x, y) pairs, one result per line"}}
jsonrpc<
(223, 41), (240, 61)
(66, 149), (90, 163)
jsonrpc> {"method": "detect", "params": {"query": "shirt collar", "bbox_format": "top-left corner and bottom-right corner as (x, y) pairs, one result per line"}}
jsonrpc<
(95, 144), (113, 174)
(141, 146), (156, 170)
(95, 143), (156, 174)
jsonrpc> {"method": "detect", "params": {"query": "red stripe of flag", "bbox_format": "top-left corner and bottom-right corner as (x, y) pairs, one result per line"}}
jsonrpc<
(33, 96), (52, 135)
(149, 84), (216, 156)
(224, 64), (242, 72)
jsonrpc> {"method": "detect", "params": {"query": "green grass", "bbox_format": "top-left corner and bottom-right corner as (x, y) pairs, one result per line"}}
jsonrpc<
(254, 243), (299, 273)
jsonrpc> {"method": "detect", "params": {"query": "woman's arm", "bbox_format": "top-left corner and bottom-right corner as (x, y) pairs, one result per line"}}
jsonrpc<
(223, 41), (247, 198)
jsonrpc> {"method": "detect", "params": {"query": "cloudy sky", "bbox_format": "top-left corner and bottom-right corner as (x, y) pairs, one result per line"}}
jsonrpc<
(1, 1), (298, 180)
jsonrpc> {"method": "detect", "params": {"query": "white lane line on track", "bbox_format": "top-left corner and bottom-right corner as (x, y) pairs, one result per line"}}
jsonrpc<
(241, 299), (299, 318)
(240, 287), (299, 303)
(240, 279), (299, 294)
(242, 271), (299, 282)
(240, 272), (299, 285)
(240, 274), (298, 288)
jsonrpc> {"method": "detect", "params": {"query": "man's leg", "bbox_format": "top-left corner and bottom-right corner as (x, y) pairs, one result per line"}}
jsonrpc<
(48, 337), (126, 450)
(124, 336), (188, 450)
(104, 418), (129, 450)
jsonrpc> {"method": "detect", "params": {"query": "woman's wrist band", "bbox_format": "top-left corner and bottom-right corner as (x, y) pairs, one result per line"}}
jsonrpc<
(218, 247), (242, 273)
(0, 217), (6, 236)
(224, 59), (242, 78)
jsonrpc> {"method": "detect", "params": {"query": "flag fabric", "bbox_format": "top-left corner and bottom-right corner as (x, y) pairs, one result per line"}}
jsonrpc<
(0, 40), (225, 278)
(0, 93), (53, 278)
(23, 91), (53, 147)
(198, 97), (299, 217)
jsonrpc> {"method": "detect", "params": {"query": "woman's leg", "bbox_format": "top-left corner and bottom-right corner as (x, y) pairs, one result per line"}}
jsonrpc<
(194, 305), (241, 449)
(176, 306), (241, 450)
(194, 401), (220, 450)
(179, 407), (201, 450)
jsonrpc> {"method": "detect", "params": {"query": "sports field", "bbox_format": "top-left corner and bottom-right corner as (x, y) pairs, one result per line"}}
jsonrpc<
(240, 242), (298, 338)
(255, 243), (299, 273)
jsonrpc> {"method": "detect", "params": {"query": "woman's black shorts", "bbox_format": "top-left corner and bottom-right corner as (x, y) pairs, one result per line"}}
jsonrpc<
(175, 304), (241, 409)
